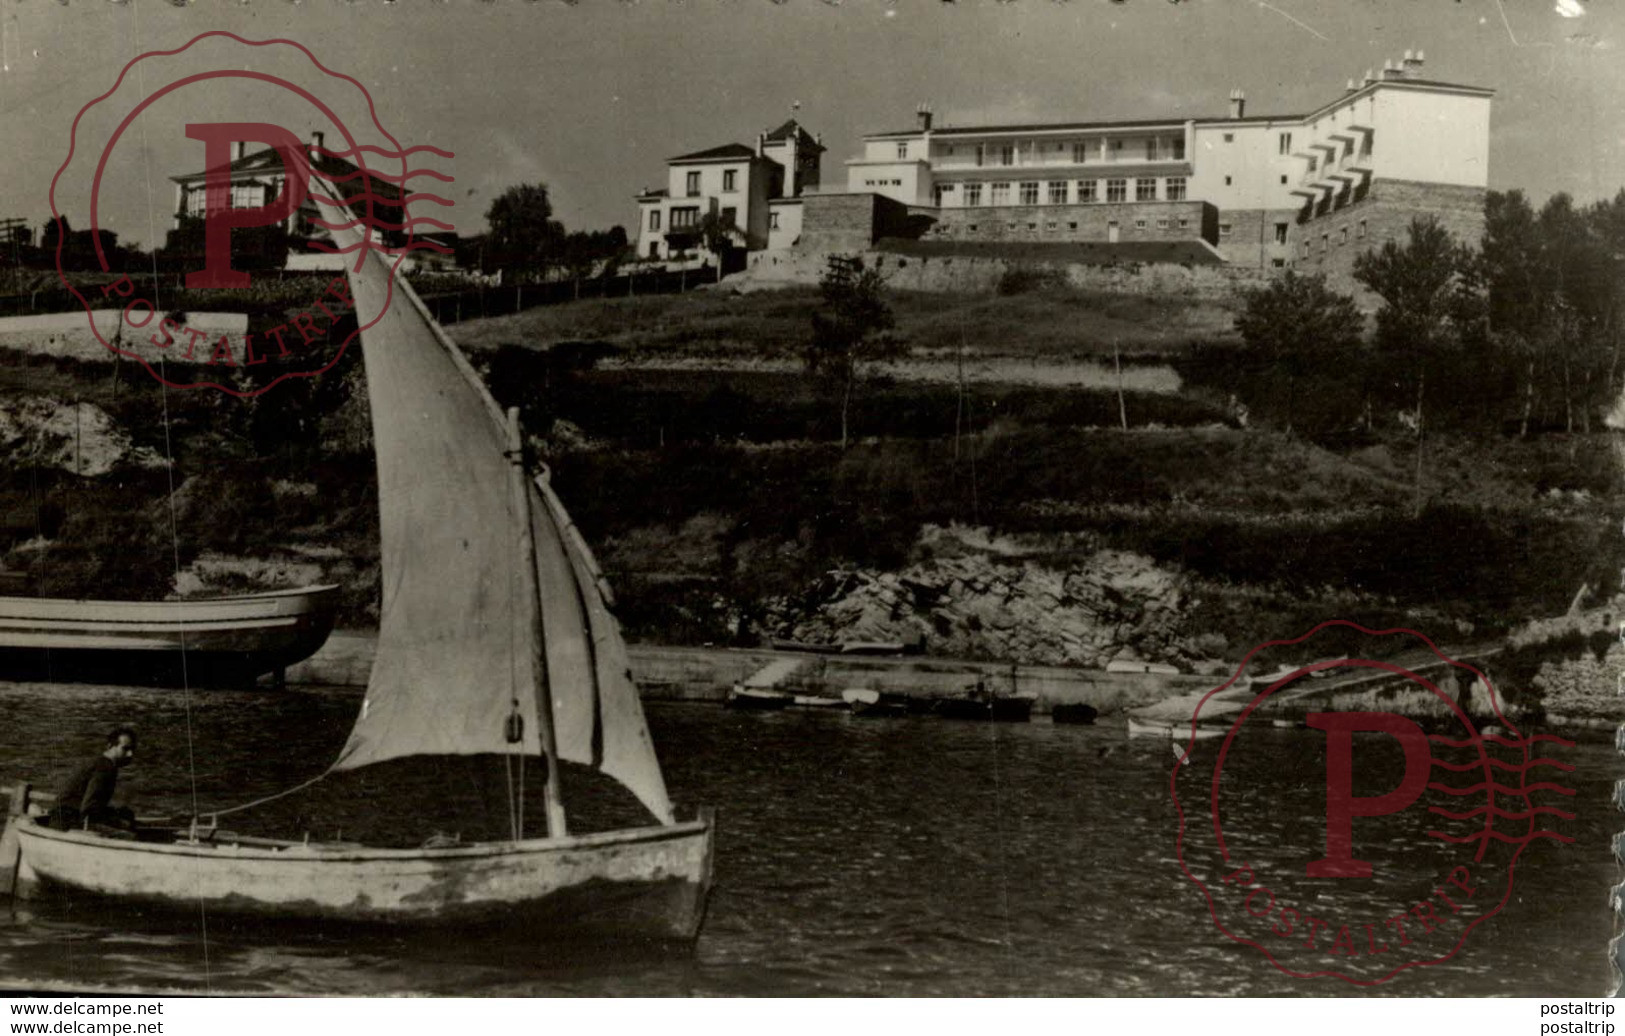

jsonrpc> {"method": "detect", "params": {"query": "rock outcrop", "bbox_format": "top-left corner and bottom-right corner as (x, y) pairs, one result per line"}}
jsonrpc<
(758, 525), (1195, 667)
(0, 396), (166, 476)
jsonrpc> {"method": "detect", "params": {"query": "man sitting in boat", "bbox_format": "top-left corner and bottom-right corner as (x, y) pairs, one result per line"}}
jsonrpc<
(46, 727), (137, 833)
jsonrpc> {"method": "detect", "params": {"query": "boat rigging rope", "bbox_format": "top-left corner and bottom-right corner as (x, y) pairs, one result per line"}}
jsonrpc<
(192, 771), (329, 821)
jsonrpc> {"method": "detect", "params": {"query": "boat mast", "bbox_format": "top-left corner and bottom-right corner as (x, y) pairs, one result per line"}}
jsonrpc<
(506, 407), (567, 838)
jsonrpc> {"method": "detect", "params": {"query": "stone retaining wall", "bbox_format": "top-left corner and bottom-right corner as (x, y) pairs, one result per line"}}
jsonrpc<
(744, 247), (1268, 300)
(0, 309), (249, 364)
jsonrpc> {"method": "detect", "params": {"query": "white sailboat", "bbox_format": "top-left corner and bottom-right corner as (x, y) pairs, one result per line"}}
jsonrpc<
(1, 221), (715, 941)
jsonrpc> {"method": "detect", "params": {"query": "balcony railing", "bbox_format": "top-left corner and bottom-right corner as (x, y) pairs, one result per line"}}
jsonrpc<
(932, 153), (1188, 172)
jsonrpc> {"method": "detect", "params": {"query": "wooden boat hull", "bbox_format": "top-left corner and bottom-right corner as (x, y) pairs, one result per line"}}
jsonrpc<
(726, 687), (792, 711)
(1126, 717), (1226, 740)
(0, 586), (339, 687)
(12, 815), (714, 941)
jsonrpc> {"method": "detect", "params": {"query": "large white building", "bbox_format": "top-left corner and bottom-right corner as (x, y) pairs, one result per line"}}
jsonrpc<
(634, 120), (824, 264)
(825, 51), (1490, 276)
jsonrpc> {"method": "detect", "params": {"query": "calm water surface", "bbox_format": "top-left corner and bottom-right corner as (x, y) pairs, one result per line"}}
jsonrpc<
(0, 682), (1615, 996)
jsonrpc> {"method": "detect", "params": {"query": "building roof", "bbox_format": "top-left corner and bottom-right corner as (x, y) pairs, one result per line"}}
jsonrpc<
(764, 119), (825, 152)
(874, 237), (1225, 267)
(864, 75), (1493, 140)
(169, 142), (384, 186)
(669, 142), (758, 164)
(866, 116), (1190, 140)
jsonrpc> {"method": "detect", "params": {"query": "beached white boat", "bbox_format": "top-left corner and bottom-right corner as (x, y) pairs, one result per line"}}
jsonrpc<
(841, 687), (910, 718)
(2, 220), (714, 941)
(0, 586), (338, 686)
(1126, 717), (1227, 741)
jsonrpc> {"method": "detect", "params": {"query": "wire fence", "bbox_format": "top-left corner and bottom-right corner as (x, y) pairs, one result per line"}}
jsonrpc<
(0, 264), (721, 325)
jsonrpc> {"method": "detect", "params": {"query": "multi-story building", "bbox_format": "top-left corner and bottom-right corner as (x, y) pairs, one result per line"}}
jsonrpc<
(169, 131), (408, 272)
(827, 51), (1490, 286)
(634, 120), (824, 263)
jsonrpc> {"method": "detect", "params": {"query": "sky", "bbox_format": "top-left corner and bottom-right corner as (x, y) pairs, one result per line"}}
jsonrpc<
(1, 0), (1621, 252)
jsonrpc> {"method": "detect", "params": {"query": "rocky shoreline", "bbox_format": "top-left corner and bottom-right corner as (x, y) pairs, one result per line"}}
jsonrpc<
(752, 525), (1198, 670)
(287, 630), (1622, 741)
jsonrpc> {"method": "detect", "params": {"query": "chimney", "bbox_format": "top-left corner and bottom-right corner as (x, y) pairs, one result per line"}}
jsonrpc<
(1346, 78), (1358, 94)
(234, 141), (247, 161)
(1363, 68), (1377, 87)
(756, 132), (766, 158)
(917, 104), (933, 132)
(1228, 88), (1246, 120)
(1382, 59), (1402, 81)
(308, 130), (325, 157)
(1404, 48), (1425, 77)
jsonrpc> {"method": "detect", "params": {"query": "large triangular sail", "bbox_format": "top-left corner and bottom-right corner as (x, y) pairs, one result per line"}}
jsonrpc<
(327, 221), (674, 825)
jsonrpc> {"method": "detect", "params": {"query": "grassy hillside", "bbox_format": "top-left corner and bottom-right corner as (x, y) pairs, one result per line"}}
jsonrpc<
(0, 280), (1619, 677)
(447, 283), (1239, 362)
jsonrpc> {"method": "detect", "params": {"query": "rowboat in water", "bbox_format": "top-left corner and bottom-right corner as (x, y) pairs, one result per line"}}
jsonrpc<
(1126, 717), (1227, 741)
(2, 218), (714, 941)
(0, 586), (338, 687)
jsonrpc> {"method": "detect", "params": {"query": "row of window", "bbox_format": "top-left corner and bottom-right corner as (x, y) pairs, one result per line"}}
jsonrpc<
(650, 205), (763, 232)
(1215, 221), (1293, 242)
(901, 129), (1371, 173)
(1302, 219), (1368, 256)
(683, 169), (740, 197)
(183, 183), (276, 215)
(918, 137), (1187, 166)
(953, 216), (1189, 233)
(934, 176), (1187, 207)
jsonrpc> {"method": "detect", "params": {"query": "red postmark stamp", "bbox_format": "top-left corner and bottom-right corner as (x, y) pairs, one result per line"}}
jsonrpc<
(1172, 620), (1576, 985)
(48, 31), (454, 396)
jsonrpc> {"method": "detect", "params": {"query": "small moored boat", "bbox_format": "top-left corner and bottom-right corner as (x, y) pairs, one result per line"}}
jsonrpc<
(841, 688), (910, 718)
(1126, 717), (1226, 741)
(726, 685), (793, 710)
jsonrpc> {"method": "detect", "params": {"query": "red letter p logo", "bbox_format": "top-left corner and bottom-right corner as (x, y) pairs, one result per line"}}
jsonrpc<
(1306, 712), (1432, 879)
(184, 123), (312, 290)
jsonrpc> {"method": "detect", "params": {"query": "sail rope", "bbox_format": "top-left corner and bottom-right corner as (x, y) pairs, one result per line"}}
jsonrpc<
(189, 771), (329, 821)
(129, 6), (211, 989)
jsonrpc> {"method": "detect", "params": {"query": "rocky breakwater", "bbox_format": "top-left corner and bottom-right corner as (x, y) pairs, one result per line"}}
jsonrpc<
(759, 525), (1198, 668)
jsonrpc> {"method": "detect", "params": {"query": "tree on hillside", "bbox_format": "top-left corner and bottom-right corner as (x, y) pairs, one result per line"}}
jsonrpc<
(1537, 193), (1615, 432)
(1587, 190), (1625, 415)
(1233, 271), (1363, 433)
(1483, 191), (1550, 434)
(485, 183), (564, 283)
(1479, 189), (1625, 433)
(1483, 190), (1544, 338)
(559, 226), (630, 294)
(1354, 216), (1480, 514)
(1354, 216), (1476, 416)
(697, 210), (739, 283)
(805, 255), (900, 449)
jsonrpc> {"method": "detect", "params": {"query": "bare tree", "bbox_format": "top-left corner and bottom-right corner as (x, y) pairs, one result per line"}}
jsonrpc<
(804, 256), (901, 449)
